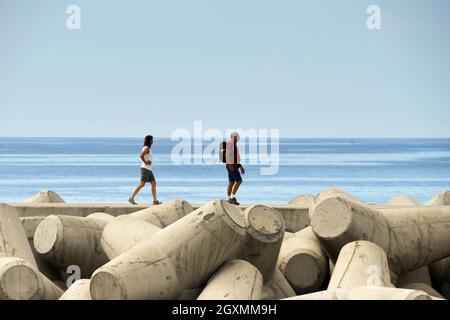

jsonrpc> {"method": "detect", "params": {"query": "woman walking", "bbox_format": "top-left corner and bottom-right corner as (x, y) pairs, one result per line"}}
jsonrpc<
(129, 135), (162, 205)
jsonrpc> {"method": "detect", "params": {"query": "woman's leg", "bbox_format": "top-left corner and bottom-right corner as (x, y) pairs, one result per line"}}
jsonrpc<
(130, 181), (145, 201)
(150, 180), (158, 202)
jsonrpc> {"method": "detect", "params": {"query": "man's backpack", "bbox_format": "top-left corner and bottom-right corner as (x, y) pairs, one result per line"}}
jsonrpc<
(219, 141), (227, 163)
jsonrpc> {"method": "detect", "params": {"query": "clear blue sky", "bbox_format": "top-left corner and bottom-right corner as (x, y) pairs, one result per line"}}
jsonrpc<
(1, 0), (449, 138)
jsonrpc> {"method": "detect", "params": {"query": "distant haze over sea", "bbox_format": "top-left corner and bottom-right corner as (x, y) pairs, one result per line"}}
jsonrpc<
(0, 138), (449, 204)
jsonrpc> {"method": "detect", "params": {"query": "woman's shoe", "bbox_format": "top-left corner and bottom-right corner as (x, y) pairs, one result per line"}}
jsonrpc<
(153, 200), (162, 205)
(128, 198), (138, 205)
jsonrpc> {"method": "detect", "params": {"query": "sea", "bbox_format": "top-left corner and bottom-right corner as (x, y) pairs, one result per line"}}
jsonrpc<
(0, 138), (449, 204)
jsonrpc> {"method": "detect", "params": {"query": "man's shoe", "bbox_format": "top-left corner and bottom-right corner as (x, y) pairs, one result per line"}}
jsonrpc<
(153, 200), (162, 205)
(228, 198), (240, 206)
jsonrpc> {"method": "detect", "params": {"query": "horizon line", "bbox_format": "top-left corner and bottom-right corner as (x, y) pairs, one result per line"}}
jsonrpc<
(1, 136), (450, 139)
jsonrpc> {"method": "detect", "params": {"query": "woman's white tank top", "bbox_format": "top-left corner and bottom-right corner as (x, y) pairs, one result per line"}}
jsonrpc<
(141, 147), (153, 171)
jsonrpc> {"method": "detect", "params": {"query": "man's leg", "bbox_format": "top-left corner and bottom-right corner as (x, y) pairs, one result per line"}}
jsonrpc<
(231, 180), (242, 196)
(227, 181), (234, 198)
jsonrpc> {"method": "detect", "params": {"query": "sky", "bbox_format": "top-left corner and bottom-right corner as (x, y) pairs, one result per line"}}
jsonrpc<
(0, 0), (449, 138)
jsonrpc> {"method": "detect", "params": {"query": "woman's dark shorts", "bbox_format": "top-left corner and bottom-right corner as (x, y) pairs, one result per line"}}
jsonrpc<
(227, 167), (242, 182)
(140, 167), (155, 182)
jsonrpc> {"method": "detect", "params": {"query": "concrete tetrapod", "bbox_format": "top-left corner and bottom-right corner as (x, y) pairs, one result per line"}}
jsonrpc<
(261, 267), (296, 300)
(439, 281), (450, 299)
(86, 212), (115, 227)
(315, 188), (362, 204)
(328, 241), (392, 290)
(130, 199), (194, 228)
(19, 215), (62, 282)
(429, 256), (450, 283)
(0, 257), (63, 300)
(24, 190), (65, 204)
(382, 195), (443, 287)
(308, 188), (363, 220)
(101, 215), (162, 259)
(240, 205), (285, 282)
(197, 260), (263, 300)
(59, 279), (91, 300)
(277, 227), (328, 294)
(385, 195), (421, 206)
(283, 232), (295, 241)
(347, 287), (434, 300)
(288, 194), (316, 206)
(426, 190), (450, 206)
(425, 193), (450, 285)
(311, 196), (450, 275)
(90, 200), (246, 300)
(396, 266), (432, 287)
(33, 214), (114, 278)
(284, 287), (433, 300)
(400, 283), (445, 299)
(0, 204), (37, 267)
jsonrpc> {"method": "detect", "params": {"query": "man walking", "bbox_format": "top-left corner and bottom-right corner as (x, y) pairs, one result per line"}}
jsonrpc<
(225, 132), (245, 205)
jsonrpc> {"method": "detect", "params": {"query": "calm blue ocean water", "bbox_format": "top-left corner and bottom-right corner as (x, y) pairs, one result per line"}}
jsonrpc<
(0, 138), (449, 204)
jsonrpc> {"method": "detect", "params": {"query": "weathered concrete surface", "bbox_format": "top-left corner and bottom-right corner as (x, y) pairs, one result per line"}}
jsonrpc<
(283, 232), (295, 241)
(346, 287), (434, 300)
(385, 195), (420, 206)
(101, 215), (161, 259)
(311, 197), (450, 275)
(284, 287), (432, 300)
(283, 288), (348, 300)
(439, 281), (450, 300)
(261, 267), (296, 300)
(90, 200), (247, 300)
(53, 280), (68, 292)
(426, 190), (450, 206)
(20, 216), (46, 240)
(33, 215), (112, 278)
(85, 212), (115, 227)
(101, 201), (195, 259)
(8, 203), (310, 233)
(11, 203), (145, 218)
(130, 199), (194, 228)
(315, 188), (362, 204)
(19, 215), (62, 282)
(240, 205), (285, 282)
(400, 283), (445, 299)
(429, 256), (450, 283)
(197, 260), (263, 300)
(24, 190), (65, 204)
(328, 241), (392, 290)
(0, 204), (37, 267)
(278, 227), (328, 294)
(308, 188), (364, 220)
(288, 194), (316, 206)
(178, 287), (204, 300)
(59, 279), (91, 300)
(29, 239), (61, 282)
(397, 266), (432, 287)
(0, 257), (63, 300)
(0, 257), (40, 300)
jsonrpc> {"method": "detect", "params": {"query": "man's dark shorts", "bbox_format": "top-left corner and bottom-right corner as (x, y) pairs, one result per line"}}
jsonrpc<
(140, 167), (155, 182)
(227, 167), (242, 183)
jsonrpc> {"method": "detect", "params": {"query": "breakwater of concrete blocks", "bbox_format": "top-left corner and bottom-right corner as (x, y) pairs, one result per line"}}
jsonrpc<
(1, 188), (450, 300)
